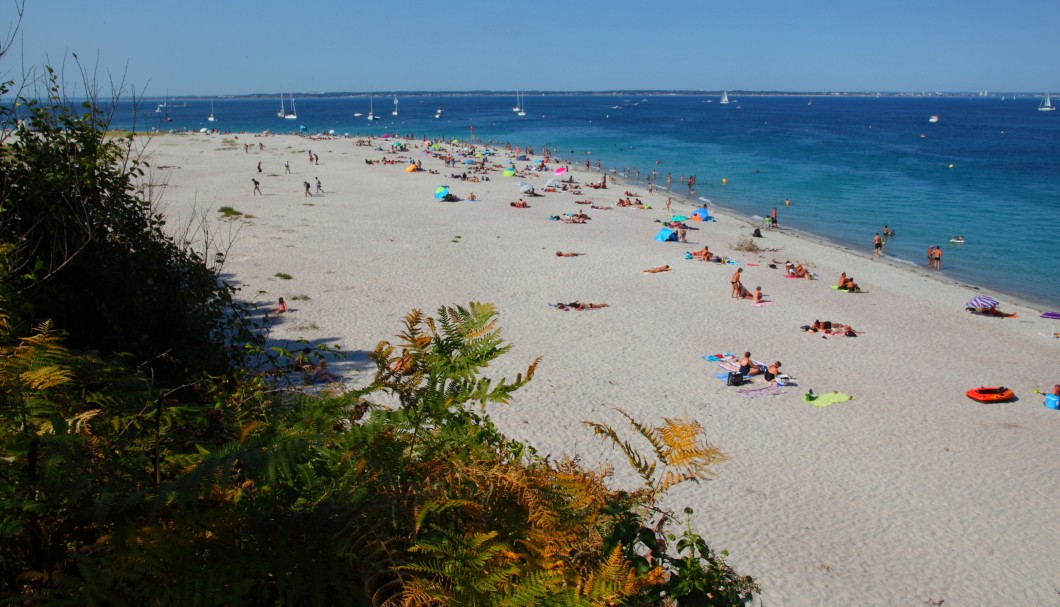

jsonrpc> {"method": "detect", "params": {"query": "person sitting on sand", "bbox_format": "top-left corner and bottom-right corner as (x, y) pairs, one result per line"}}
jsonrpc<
(311, 359), (338, 383)
(467, 192), (478, 201)
(794, 264), (808, 278)
(1054, 384), (1060, 397)
(739, 352), (762, 376)
(616, 198), (632, 207)
(837, 272), (848, 288)
(555, 251), (585, 257)
(555, 301), (609, 310)
(838, 276), (861, 292)
(691, 245), (712, 261)
(644, 265), (671, 273)
(764, 361), (783, 383)
(275, 297), (288, 313)
(293, 348), (313, 373)
(510, 199), (530, 208)
(752, 286), (765, 303)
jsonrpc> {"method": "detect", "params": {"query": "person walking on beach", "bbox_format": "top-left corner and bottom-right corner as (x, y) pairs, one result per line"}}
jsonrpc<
(873, 233), (883, 257)
(315, 177), (324, 195)
(284, 161), (291, 174)
(304, 181), (312, 197)
(252, 178), (261, 195)
(933, 246), (942, 270)
(927, 245), (934, 268)
(665, 197), (671, 212)
(257, 161), (262, 173)
(771, 207), (779, 229)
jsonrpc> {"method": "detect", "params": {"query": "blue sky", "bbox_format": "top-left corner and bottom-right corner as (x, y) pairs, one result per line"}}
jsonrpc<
(5, 0), (1058, 97)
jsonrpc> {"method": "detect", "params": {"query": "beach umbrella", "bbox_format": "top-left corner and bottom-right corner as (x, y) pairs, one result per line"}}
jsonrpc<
(434, 186), (449, 200)
(517, 181), (534, 193)
(405, 164), (417, 173)
(670, 215), (689, 222)
(967, 295), (999, 310)
(329, 129), (335, 135)
(554, 166), (568, 175)
(544, 178), (560, 188)
(502, 168), (517, 177)
(464, 159), (475, 165)
(198, 128), (208, 133)
(451, 139), (460, 144)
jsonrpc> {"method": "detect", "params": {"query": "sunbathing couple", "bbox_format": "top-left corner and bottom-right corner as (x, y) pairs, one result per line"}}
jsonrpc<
(555, 301), (609, 311)
(562, 211), (589, 223)
(510, 199), (530, 208)
(804, 320), (857, 336)
(737, 353), (783, 383)
(784, 261), (809, 278)
(690, 246), (713, 261)
(836, 272), (861, 292)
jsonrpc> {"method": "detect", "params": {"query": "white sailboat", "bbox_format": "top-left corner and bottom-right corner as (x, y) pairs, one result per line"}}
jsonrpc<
(1039, 92), (1055, 112)
(435, 106), (443, 118)
(720, 91), (730, 105)
(277, 92), (286, 118)
(517, 93), (526, 117)
(929, 115), (939, 123)
(366, 95), (380, 120)
(207, 98), (216, 122)
(284, 94), (297, 120)
(512, 90), (521, 112)
(391, 95), (399, 116)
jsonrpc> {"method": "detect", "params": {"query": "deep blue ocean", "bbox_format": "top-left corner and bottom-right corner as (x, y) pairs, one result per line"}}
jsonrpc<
(111, 94), (1060, 308)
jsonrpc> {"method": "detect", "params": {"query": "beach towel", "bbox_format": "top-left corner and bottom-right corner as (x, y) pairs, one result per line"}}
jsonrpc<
(803, 391), (854, 407)
(702, 353), (733, 363)
(737, 385), (786, 398)
(753, 301), (774, 307)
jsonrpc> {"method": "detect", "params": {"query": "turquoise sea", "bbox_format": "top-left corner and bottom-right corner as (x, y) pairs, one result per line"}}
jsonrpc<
(111, 94), (1060, 308)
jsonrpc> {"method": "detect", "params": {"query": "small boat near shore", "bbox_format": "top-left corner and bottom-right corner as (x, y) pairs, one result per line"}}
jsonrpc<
(1039, 92), (1055, 112)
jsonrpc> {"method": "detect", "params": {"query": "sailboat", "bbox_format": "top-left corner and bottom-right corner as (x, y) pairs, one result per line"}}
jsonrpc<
(284, 93), (297, 120)
(366, 95), (380, 121)
(391, 95), (399, 116)
(720, 91), (730, 105)
(1039, 92), (1055, 112)
(512, 90), (521, 112)
(277, 92), (286, 118)
(517, 93), (526, 117)
(207, 98), (216, 122)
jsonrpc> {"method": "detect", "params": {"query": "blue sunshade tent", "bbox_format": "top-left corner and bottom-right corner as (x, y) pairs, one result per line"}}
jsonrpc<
(654, 228), (678, 242)
(967, 295), (999, 309)
(691, 207), (712, 221)
(434, 186), (449, 200)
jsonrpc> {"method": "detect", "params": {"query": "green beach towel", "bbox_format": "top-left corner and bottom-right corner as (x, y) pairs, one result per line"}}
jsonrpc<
(803, 390), (853, 407)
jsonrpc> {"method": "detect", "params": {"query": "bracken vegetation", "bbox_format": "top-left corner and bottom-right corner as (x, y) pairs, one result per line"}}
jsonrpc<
(0, 25), (757, 607)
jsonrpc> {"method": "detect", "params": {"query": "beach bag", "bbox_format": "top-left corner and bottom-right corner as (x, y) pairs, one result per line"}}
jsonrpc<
(726, 372), (744, 386)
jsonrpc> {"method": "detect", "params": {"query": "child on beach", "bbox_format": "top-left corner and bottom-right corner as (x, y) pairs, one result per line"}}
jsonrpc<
(274, 297), (287, 313)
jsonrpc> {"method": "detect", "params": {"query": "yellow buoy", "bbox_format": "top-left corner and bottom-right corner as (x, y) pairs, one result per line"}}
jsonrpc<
(722, 178), (728, 184)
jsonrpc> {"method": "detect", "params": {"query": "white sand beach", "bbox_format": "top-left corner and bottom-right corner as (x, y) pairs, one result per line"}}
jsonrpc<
(143, 131), (1059, 606)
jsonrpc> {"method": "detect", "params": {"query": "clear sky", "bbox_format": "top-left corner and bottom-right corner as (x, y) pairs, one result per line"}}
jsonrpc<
(4, 0), (1058, 97)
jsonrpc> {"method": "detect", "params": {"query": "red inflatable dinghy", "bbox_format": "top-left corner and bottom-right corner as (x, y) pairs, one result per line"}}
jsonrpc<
(966, 386), (1016, 403)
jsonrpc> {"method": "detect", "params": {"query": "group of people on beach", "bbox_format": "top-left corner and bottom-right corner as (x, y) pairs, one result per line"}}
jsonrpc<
(927, 245), (943, 270)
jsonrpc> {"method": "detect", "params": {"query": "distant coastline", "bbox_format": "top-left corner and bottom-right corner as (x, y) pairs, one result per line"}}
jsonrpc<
(162, 90), (1035, 101)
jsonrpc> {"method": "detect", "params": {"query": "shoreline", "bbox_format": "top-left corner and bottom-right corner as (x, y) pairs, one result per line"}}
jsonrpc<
(143, 131), (1059, 604)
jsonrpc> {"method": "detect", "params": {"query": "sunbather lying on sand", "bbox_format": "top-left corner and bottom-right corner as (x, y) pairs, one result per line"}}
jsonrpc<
(510, 199), (530, 208)
(574, 200), (592, 205)
(555, 251), (585, 257)
(554, 301), (609, 311)
(966, 307), (1017, 318)
(804, 320), (858, 336)
(644, 265), (671, 273)
(590, 204), (612, 210)
(691, 246), (712, 261)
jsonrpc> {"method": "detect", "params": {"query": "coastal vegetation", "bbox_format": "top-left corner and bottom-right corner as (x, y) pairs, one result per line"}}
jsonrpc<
(0, 63), (756, 607)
